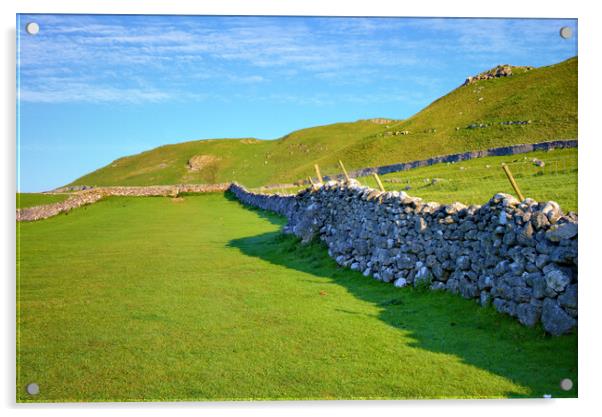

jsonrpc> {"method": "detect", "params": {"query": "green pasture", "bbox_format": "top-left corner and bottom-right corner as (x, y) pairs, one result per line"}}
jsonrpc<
(17, 193), (577, 401)
(360, 148), (578, 212)
(17, 193), (71, 209)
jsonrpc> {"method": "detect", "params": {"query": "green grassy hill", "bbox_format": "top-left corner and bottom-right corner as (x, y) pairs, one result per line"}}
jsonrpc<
(69, 57), (577, 188)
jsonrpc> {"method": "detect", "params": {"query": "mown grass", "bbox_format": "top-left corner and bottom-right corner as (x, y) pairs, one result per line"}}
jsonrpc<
(17, 193), (71, 209)
(69, 57), (577, 189)
(17, 194), (577, 402)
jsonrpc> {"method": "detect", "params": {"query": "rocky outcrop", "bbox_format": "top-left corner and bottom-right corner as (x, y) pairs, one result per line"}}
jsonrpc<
(463, 65), (534, 86)
(16, 184), (231, 222)
(367, 118), (395, 125)
(229, 181), (578, 335)
(53, 185), (95, 192)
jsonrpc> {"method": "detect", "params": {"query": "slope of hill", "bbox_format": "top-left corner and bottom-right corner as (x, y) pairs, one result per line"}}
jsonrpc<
(69, 57), (577, 188)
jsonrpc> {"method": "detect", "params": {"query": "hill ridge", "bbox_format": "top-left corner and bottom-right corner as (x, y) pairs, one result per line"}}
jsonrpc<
(69, 56), (577, 188)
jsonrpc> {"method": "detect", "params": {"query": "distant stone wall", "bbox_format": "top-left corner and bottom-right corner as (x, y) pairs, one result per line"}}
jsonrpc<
(229, 181), (578, 335)
(17, 184), (230, 222)
(323, 140), (577, 181)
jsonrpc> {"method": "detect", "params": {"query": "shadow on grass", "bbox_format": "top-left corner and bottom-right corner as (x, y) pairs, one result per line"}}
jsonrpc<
(228, 226), (578, 399)
(223, 191), (286, 227)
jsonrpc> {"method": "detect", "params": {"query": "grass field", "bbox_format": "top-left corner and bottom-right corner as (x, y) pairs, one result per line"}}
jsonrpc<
(360, 148), (578, 212)
(17, 193), (71, 209)
(17, 194), (577, 401)
(69, 57), (577, 188)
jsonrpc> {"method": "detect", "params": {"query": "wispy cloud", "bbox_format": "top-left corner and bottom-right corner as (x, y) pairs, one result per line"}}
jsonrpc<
(17, 15), (577, 105)
(19, 82), (172, 104)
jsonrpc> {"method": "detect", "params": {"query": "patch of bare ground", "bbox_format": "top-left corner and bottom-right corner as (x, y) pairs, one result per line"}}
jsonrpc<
(186, 154), (221, 172)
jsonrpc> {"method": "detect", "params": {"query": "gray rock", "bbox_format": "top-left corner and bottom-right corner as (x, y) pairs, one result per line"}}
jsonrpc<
(493, 298), (517, 316)
(503, 231), (516, 246)
(535, 254), (550, 269)
(545, 268), (571, 293)
(492, 298), (506, 313)
(509, 261), (524, 275)
(530, 273), (547, 299)
(493, 283), (513, 300)
(541, 298), (577, 335)
(396, 254), (414, 270)
(516, 303), (541, 327)
(545, 222), (578, 242)
(477, 275), (494, 290)
(519, 222), (534, 241)
(493, 260), (508, 276)
(456, 255), (471, 271)
(381, 268), (395, 283)
(460, 281), (478, 299)
(502, 195), (520, 207)
(550, 246), (576, 265)
(432, 263), (447, 281)
(513, 286), (532, 303)
(499, 211), (509, 225)
(535, 241), (552, 255)
(445, 202), (467, 214)
(355, 240), (369, 256)
(531, 212), (550, 229)
(558, 284), (577, 309)
(446, 278), (460, 294)
(425, 254), (437, 268)
(393, 277), (408, 288)
(542, 201), (561, 223)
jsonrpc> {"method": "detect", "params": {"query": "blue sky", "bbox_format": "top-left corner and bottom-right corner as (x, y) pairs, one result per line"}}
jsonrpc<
(17, 15), (577, 192)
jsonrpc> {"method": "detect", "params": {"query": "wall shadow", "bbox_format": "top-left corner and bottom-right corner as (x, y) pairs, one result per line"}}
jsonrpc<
(223, 191), (285, 227)
(227, 226), (578, 399)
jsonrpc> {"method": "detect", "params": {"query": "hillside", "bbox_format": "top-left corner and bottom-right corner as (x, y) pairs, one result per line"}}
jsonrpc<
(69, 57), (577, 188)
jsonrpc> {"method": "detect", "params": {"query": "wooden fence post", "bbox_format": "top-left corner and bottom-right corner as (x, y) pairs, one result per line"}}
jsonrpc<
(501, 163), (525, 201)
(314, 164), (323, 183)
(338, 160), (350, 182)
(372, 172), (385, 192)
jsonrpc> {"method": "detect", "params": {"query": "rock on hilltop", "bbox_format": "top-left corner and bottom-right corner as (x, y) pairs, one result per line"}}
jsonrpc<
(463, 65), (534, 86)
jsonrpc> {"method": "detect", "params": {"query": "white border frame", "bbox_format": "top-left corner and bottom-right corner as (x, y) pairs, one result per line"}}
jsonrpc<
(2, 1), (600, 416)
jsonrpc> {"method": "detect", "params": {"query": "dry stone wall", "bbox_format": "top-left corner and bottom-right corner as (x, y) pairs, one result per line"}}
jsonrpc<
(17, 183), (230, 222)
(323, 140), (577, 182)
(229, 181), (578, 335)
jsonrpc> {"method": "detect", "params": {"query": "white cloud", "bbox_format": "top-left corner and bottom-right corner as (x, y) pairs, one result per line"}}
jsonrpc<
(19, 82), (171, 104)
(17, 15), (576, 104)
